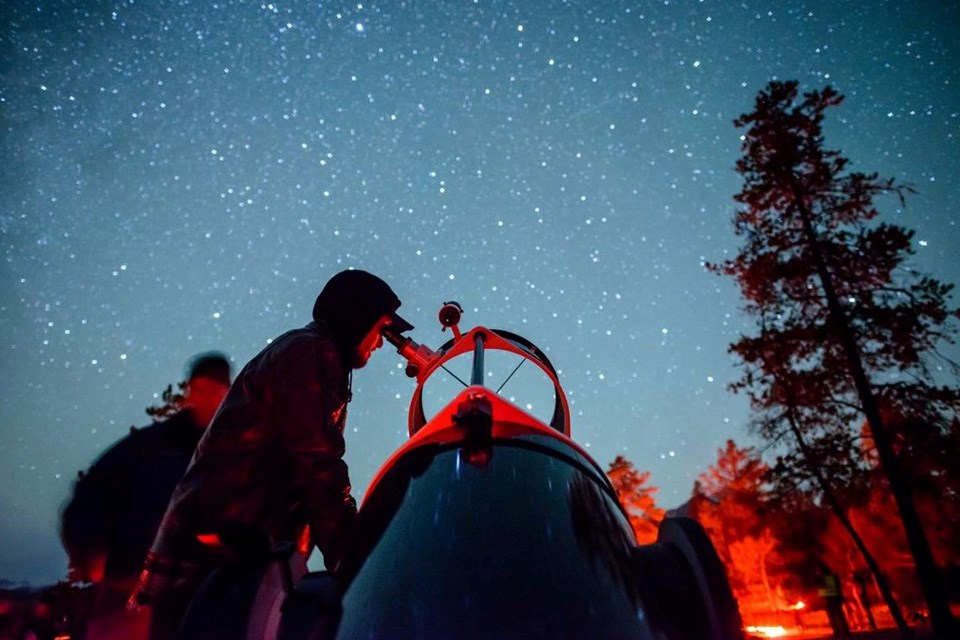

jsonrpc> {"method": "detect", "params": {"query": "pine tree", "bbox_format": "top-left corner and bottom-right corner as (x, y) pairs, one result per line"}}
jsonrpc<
(695, 440), (768, 538)
(697, 440), (767, 502)
(145, 382), (186, 420)
(715, 80), (960, 635)
(607, 456), (665, 545)
(693, 441), (770, 594)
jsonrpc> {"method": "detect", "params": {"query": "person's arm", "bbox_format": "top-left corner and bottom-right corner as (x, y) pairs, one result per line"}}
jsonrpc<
(273, 333), (357, 568)
(130, 409), (256, 605)
(60, 435), (135, 582)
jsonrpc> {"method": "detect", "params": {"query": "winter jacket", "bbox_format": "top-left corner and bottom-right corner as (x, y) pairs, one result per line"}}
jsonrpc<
(61, 410), (206, 580)
(140, 322), (356, 598)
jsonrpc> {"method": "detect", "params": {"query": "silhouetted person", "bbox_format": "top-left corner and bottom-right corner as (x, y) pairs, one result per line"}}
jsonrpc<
(60, 353), (232, 640)
(131, 270), (411, 640)
(818, 562), (851, 638)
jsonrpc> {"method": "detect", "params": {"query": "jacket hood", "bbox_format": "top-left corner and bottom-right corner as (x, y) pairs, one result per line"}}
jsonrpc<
(312, 270), (401, 362)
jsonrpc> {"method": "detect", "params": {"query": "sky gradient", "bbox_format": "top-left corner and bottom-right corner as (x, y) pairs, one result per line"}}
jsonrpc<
(2, 0), (958, 584)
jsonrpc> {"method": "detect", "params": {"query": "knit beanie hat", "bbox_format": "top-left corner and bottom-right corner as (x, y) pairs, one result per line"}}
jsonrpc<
(312, 270), (410, 359)
(186, 352), (232, 385)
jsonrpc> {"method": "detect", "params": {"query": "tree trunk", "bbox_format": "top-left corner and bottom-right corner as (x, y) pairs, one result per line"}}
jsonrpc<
(856, 569), (879, 630)
(784, 409), (912, 638)
(759, 541), (774, 614)
(792, 189), (958, 637)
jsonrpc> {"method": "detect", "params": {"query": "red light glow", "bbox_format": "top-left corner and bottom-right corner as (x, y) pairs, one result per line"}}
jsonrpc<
(745, 625), (788, 638)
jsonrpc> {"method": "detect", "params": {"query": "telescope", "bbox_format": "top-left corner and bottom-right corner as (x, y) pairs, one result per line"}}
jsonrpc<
(182, 304), (744, 639)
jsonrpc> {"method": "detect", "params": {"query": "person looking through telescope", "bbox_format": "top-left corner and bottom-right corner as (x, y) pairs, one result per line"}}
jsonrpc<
(130, 269), (412, 640)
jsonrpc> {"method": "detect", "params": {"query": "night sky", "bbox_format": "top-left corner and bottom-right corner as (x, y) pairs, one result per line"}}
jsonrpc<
(2, 1), (958, 585)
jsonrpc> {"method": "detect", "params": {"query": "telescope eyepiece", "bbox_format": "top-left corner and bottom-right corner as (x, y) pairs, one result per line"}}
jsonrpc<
(381, 325), (407, 348)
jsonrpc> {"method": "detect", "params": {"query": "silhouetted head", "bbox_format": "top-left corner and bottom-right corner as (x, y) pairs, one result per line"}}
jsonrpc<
(185, 352), (232, 427)
(313, 270), (412, 369)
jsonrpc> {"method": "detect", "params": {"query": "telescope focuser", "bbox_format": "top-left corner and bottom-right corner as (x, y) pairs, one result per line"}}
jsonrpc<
(438, 301), (463, 340)
(382, 326), (438, 379)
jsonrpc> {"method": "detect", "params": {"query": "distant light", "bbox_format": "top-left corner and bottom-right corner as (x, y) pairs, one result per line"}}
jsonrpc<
(212, 312), (221, 319)
(120, 353), (127, 360)
(355, 22), (364, 32)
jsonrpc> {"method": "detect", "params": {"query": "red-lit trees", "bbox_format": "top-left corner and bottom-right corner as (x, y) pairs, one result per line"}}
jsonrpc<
(690, 441), (784, 616)
(693, 440), (767, 556)
(715, 79), (960, 635)
(607, 455), (665, 544)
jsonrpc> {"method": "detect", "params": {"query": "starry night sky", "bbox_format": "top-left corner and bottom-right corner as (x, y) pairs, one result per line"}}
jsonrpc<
(2, 0), (958, 585)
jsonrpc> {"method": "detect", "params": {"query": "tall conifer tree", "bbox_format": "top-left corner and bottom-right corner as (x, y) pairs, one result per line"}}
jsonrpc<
(716, 80), (960, 635)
